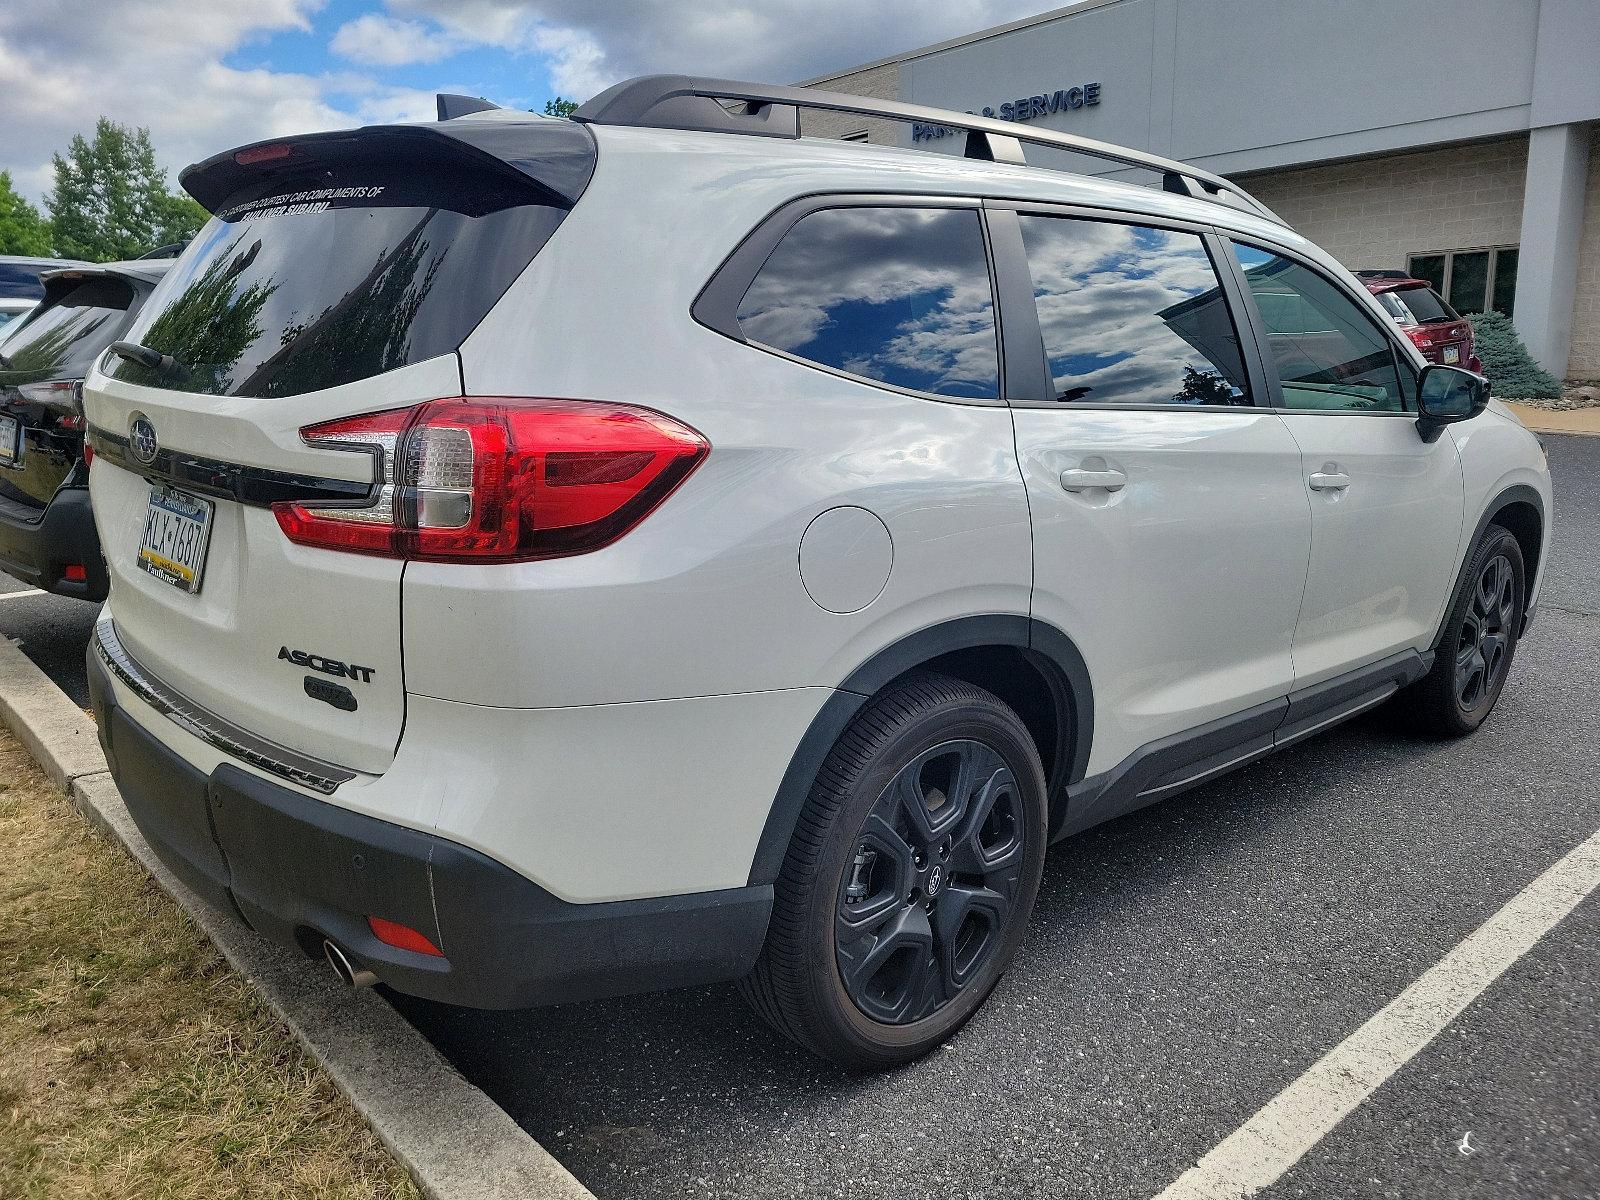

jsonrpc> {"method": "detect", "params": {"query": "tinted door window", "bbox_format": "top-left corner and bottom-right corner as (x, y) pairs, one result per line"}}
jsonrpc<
(1232, 244), (1407, 412)
(1017, 215), (1252, 406)
(735, 206), (999, 399)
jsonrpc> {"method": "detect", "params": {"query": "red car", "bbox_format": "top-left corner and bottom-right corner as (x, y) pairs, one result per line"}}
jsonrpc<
(1357, 271), (1481, 373)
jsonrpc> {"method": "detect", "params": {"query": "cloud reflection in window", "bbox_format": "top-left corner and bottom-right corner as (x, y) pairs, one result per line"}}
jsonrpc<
(736, 206), (999, 400)
(1018, 216), (1252, 406)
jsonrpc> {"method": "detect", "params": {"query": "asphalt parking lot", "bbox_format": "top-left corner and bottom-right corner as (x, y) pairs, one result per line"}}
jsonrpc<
(6, 434), (1597, 1199)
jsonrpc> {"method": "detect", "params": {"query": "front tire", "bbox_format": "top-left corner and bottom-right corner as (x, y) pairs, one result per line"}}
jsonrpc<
(740, 672), (1048, 1069)
(1401, 523), (1525, 737)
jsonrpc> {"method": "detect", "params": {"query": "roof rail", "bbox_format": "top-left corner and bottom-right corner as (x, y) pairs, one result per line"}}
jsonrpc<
(573, 75), (1285, 226)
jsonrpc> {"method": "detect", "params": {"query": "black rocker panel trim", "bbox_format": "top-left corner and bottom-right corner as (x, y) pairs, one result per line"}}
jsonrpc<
(1058, 648), (1431, 840)
(1430, 484), (1545, 648)
(748, 615), (1095, 887)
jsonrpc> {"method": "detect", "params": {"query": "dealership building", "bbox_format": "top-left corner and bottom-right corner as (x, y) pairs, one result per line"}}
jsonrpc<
(801, 0), (1600, 380)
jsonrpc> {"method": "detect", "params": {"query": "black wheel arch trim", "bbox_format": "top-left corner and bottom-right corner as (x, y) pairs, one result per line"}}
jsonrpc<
(1432, 484), (1544, 651)
(747, 614), (1094, 888)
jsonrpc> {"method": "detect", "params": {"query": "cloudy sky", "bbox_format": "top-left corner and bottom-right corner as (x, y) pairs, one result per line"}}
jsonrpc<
(0, 0), (1053, 204)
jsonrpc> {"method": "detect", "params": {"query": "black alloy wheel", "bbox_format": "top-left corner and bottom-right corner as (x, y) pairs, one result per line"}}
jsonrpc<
(1400, 522), (1525, 737)
(1455, 552), (1517, 712)
(834, 739), (1028, 1024)
(740, 672), (1048, 1069)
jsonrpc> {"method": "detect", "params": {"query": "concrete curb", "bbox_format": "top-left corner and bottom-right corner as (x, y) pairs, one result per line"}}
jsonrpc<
(0, 636), (593, 1200)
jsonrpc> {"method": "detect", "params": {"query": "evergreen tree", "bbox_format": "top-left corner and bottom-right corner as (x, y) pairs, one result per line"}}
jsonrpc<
(45, 118), (201, 261)
(1466, 310), (1563, 399)
(0, 171), (53, 256)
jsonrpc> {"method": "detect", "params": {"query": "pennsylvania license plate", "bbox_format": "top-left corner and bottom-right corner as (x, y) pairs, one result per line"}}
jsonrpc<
(1443, 345), (1460, 364)
(137, 487), (214, 594)
(0, 414), (21, 467)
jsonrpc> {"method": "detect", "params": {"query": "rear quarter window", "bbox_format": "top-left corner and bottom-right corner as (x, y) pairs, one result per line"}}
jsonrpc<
(733, 205), (1000, 400)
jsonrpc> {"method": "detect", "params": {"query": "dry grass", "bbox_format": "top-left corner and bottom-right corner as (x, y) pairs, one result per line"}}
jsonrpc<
(0, 728), (421, 1200)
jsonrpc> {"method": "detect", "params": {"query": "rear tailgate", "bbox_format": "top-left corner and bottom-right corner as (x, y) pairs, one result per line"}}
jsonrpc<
(82, 117), (594, 776)
(87, 360), (453, 773)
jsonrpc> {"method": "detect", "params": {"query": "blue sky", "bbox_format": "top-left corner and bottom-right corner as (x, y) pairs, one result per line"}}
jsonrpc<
(225, 0), (563, 115)
(0, 1), (1056, 206)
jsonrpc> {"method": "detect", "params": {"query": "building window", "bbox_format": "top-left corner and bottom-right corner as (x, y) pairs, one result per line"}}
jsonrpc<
(1407, 246), (1519, 318)
(840, 129), (869, 142)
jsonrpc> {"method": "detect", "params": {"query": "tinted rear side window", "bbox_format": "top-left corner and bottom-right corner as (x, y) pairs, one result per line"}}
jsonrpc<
(1017, 215), (1252, 406)
(110, 135), (582, 399)
(735, 206), (1000, 400)
(0, 275), (133, 382)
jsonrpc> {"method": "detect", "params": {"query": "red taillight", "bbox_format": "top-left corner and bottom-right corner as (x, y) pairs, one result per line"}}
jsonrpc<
(274, 398), (709, 563)
(63, 565), (87, 582)
(235, 142), (293, 165)
(83, 442), (94, 466)
(367, 916), (445, 958)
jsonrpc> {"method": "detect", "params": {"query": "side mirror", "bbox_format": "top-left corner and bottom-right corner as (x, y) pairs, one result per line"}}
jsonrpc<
(1416, 364), (1488, 442)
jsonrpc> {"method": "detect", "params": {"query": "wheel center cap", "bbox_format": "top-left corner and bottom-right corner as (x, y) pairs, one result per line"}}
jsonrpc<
(925, 863), (945, 898)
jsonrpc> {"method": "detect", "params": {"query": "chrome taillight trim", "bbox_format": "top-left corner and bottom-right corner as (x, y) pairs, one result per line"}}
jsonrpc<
(94, 617), (357, 795)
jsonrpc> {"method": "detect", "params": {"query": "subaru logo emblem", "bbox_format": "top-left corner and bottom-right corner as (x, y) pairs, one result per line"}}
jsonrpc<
(926, 863), (944, 897)
(129, 414), (158, 465)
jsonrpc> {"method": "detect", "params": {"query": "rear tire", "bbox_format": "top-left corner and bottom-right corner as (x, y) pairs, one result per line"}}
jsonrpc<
(1400, 523), (1525, 738)
(740, 672), (1048, 1069)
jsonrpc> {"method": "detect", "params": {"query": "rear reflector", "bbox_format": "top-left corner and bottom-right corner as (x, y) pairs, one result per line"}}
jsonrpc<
(275, 398), (709, 562)
(63, 565), (87, 582)
(367, 916), (445, 957)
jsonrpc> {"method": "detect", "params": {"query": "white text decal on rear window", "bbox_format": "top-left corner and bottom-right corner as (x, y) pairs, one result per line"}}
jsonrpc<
(219, 186), (386, 221)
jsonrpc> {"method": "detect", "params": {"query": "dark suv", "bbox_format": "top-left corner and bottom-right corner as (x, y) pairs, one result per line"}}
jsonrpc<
(0, 259), (171, 599)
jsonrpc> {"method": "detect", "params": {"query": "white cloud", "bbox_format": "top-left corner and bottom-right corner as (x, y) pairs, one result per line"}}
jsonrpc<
(388, 0), (1054, 100)
(331, 13), (459, 66)
(0, 0), (366, 207)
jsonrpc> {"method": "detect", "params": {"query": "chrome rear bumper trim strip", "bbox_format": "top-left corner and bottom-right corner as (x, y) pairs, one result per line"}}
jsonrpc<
(94, 616), (357, 795)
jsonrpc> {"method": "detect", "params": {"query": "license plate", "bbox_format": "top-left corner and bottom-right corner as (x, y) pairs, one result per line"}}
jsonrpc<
(0, 414), (21, 467)
(137, 487), (214, 594)
(1443, 345), (1460, 364)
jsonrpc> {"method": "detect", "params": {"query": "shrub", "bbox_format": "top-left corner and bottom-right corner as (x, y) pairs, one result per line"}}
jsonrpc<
(1466, 311), (1563, 399)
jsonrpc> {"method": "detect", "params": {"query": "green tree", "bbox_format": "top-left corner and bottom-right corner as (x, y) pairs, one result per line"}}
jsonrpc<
(0, 171), (53, 256)
(543, 97), (579, 117)
(46, 118), (202, 261)
(1465, 310), (1563, 399)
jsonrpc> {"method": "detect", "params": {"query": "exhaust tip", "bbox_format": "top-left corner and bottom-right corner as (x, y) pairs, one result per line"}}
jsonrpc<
(323, 939), (378, 989)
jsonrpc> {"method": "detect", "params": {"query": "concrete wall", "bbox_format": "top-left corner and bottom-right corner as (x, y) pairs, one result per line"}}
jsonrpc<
(1568, 127), (1600, 379)
(1237, 139), (1528, 273)
(799, 61), (901, 145)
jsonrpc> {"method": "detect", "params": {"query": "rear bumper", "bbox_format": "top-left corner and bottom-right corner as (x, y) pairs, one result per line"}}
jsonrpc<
(0, 485), (106, 600)
(87, 645), (772, 1009)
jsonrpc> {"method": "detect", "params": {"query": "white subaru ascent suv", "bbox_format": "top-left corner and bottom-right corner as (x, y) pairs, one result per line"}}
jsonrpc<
(83, 78), (1551, 1068)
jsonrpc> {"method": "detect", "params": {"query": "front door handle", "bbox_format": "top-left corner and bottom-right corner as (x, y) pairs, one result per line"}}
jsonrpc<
(1308, 470), (1352, 492)
(1060, 467), (1127, 493)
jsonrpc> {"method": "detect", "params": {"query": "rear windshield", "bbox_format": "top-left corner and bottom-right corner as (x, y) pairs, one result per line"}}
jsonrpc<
(109, 137), (581, 399)
(0, 275), (133, 383)
(1379, 285), (1456, 326)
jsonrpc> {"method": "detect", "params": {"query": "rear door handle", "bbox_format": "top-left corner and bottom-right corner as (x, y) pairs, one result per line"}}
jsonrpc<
(1060, 467), (1127, 493)
(1308, 470), (1352, 492)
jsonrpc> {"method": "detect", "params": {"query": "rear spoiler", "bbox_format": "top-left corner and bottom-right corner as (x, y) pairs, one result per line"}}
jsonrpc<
(180, 119), (597, 214)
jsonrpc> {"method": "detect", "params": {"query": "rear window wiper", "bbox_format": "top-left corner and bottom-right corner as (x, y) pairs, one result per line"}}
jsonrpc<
(109, 341), (187, 379)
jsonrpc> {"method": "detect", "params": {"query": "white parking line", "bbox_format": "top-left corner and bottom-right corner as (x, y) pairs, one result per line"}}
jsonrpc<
(1155, 828), (1600, 1200)
(0, 588), (44, 602)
